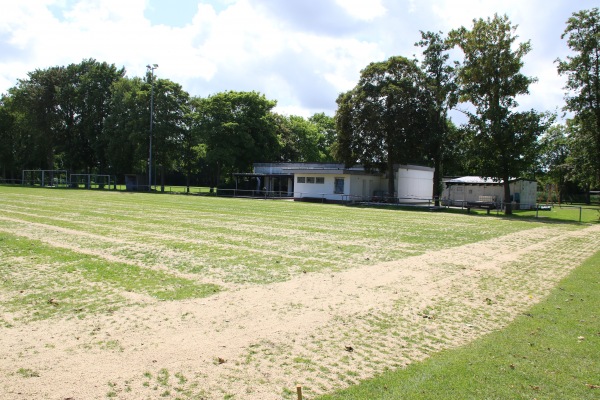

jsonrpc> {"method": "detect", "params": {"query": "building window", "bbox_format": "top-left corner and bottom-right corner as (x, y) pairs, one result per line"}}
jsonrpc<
(316, 177), (325, 184)
(297, 177), (305, 183)
(334, 178), (344, 194)
(307, 177), (315, 184)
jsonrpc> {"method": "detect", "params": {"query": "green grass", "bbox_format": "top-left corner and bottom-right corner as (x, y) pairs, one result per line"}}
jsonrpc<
(0, 230), (221, 322)
(318, 250), (600, 400)
(0, 185), (590, 324)
(1, 186), (598, 398)
(466, 203), (600, 223)
(0, 185), (556, 286)
(16, 368), (40, 378)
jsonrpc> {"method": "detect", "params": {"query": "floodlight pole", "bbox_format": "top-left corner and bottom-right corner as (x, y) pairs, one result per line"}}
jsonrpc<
(147, 64), (158, 191)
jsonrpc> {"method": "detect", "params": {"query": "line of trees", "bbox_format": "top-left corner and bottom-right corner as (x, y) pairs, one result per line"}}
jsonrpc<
(0, 60), (336, 191)
(335, 9), (599, 211)
(554, 8), (600, 203)
(0, 9), (598, 209)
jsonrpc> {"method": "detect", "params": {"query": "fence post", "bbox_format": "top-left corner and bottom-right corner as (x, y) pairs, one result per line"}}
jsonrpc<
(296, 385), (302, 400)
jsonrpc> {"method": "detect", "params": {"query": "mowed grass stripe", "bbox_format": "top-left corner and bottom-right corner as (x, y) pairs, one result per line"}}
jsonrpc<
(0, 215), (343, 284)
(1, 186), (538, 240)
(0, 231), (221, 323)
(1, 187), (547, 240)
(0, 187), (582, 286)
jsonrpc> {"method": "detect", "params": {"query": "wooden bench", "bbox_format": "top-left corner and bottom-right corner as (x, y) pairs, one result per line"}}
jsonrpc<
(466, 196), (497, 214)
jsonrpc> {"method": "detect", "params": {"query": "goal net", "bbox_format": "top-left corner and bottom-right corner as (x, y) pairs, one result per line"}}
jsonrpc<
(69, 174), (112, 189)
(21, 170), (69, 187)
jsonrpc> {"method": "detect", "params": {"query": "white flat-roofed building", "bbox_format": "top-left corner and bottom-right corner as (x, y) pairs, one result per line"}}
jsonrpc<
(237, 163), (434, 203)
(442, 176), (537, 209)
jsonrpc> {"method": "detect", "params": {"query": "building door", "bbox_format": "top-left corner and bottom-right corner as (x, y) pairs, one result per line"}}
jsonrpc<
(334, 178), (345, 194)
(362, 179), (366, 200)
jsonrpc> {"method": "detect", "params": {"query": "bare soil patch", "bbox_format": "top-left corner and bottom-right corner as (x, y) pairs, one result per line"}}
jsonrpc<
(1, 224), (599, 399)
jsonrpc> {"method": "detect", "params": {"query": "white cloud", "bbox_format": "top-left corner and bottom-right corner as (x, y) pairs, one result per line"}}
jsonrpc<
(0, 0), (588, 120)
(334, 0), (387, 21)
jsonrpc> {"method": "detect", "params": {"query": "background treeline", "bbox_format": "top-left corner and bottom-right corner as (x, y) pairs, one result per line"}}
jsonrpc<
(0, 59), (338, 189)
(0, 9), (598, 206)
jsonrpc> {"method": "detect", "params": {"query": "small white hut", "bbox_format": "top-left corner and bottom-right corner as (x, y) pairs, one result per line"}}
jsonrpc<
(442, 176), (537, 209)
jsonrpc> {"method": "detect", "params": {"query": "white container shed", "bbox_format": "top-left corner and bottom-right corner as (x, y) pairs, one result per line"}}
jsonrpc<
(442, 177), (537, 209)
(397, 166), (434, 203)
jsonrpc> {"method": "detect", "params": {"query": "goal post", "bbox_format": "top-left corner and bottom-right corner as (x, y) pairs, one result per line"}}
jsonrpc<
(69, 174), (112, 189)
(21, 170), (69, 187)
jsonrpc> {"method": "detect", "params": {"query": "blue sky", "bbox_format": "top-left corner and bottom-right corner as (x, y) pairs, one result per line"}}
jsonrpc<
(0, 0), (593, 120)
(144, 0), (214, 26)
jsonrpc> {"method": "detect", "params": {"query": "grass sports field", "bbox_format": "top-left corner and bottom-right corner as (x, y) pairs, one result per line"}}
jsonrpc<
(0, 186), (599, 399)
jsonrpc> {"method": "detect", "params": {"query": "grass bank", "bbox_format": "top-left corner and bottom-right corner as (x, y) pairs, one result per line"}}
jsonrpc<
(319, 250), (600, 400)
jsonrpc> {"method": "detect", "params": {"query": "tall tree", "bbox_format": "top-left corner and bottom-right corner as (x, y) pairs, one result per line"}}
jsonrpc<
(8, 66), (64, 170)
(416, 30), (457, 206)
(335, 56), (430, 196)
(449, 14), (549, 214)
(0, 96), (17, 180)
(274, 114), (326, 162)
(194, 91), (279, 186)
(6, 60), (124, 174)
(556, 8), (600, 195)
(103, 74), (190, 189)
(183, 97), (208, 192)
(538, 124), (572, 202)
(53, 59), (124, 173)
(0, 94), (48, 179)
(150, 77), (190, 191)
(566, 117), (598, 202)
(308, 112), (337, 162)
(103, 77), (148, 177)
(76, 60), (125, 173)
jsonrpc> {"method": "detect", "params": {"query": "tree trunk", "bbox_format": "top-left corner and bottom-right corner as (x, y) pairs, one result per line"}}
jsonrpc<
(433, 156), (441, 207)
(216, 162), (221, 188)
(503, 178), (512, 215)
(160, 165), (165, 192)
(585, 182), (591, 205)
(387, 157), (395, 202)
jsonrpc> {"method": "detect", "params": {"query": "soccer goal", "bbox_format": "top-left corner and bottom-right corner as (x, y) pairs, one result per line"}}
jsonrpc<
(22, 170), (69, 187)
(69, 174), (112, 189)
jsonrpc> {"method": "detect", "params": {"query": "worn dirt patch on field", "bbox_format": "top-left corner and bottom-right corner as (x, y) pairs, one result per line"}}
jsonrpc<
(1, 224), (599, 399)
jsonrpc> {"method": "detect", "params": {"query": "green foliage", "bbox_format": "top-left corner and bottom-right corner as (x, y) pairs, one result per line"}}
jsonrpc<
(194, 91), (279, 185)
(103, 76), (148, 175)
(309, 112), (337, 161)
(557, 8), (600, 189)
(274, 113), (330, 162)
(7, 59), (125, 173)
(416, 30), (457, 203)
(449, 14), (550, 214)
(0, 96), (20, 180)
(537, 124), (573, 200)
(149, 77), (191, 191)
(319, 250), (600, 400)
(335, 56), (430, 194)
